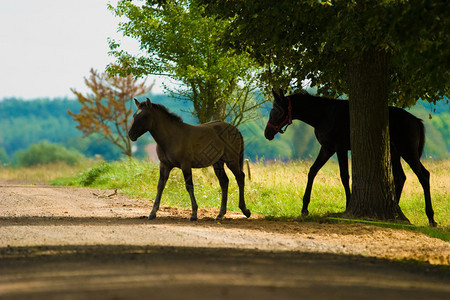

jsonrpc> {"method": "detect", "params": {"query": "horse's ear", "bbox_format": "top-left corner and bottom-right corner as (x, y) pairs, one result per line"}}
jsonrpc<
(145, 98), (152, 107)
(134, 98), (140, 108)
(272, 89), (280, 100)
(279, 89), (285, 98)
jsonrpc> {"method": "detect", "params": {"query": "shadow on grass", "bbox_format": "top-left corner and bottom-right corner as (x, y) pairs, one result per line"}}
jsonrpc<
(262, 212), (450, 242)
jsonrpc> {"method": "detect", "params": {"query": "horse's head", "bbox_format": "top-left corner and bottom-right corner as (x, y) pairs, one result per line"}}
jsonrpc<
(128, 98), (153, 141)
(264, 90), (292, 141)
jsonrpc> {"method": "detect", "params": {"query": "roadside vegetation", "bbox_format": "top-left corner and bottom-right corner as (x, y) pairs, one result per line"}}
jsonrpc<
(42, 158), (449, 241)
(0, 161), (91, 183)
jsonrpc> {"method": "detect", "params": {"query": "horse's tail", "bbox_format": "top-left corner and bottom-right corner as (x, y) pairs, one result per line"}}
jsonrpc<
(417, 118), (426, 158)
(238, 130), (245, 170)
(238, 131), (252, 180)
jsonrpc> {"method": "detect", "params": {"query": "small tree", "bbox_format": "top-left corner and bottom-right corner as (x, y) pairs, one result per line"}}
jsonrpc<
(107, 0), (264, 125)
(69, 68), (153, 157)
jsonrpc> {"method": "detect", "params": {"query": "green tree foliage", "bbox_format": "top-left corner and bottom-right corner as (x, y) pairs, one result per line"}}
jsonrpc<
(0, 98), (126, 161)
(0, 148), (9, 165)
(107, 0), (264, 124)
(409, 101), (450, 160)
(201, 0), (448, 106)
(425, 100), (450, 154)
(430, 115), (450, 153)
(242, 121), (320, 161)
(0, 98), (82, 157)
(14, 141), (84, 167)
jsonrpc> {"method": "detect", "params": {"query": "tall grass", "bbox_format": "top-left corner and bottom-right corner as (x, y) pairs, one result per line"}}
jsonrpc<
(0, 161), (93, 182)
(52, 158), (449, 228)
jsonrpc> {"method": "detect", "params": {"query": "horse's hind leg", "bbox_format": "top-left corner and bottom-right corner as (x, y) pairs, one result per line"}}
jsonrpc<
(336, 150), (351, 210)
(182, 167), (198, 221)
(213, 160), (229, 220)
(302, 147), (334, 216)
(391, 152), (406, 204)
(227, 161), (251, 218)
(419, 163), (436, 227)
(402, 155), (436, 227)
(149, 163), (172, 220)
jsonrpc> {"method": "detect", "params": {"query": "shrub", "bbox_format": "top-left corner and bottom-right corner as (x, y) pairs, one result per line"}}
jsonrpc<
(0, 148), (10, 165)
(78, 162), (112, 186)
(14, 141), (84, 167)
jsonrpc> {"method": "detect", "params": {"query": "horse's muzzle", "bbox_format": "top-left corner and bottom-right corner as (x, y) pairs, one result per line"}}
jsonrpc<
(264, 127), (275, 141)
(128, 131), (137, 142)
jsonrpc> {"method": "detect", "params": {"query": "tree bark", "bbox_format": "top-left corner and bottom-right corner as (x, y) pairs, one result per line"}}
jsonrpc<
(213, 100), (227, 121)
(347, 50), (408, 223)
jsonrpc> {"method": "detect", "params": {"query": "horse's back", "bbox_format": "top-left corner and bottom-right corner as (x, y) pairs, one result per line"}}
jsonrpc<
(204, 121), (242, 140)
(182, 121), (242, 168)
(314, 101), (423, 158)
(201, 121), (243, 162)
(329, 102), (424, 158)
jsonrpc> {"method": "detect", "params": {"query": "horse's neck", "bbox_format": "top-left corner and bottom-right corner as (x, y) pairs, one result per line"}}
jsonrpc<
(291, 96), (335, 128)
(148, 111), (184, 147)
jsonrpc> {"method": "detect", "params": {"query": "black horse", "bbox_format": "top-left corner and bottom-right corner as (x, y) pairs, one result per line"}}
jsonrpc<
(265, 90), (436, 227)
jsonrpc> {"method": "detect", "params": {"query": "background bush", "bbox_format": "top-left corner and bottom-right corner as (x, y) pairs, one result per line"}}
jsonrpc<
(14, 141), (85, 167)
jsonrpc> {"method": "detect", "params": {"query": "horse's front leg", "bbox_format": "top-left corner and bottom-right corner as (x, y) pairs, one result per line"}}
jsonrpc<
(302, 147), (333, 216)
(149, 163), (172, 220)
(182, 167), (198, 221)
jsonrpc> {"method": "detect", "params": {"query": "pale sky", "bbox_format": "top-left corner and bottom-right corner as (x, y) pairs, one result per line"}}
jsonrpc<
(0, 0), (167, 100)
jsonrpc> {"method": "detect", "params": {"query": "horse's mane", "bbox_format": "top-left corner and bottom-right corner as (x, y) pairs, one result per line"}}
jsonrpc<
(294, 90), (312, 97)
(289, 90), (320, 100)
(153, 103), (184, 123)
(291, 91), (343, 102)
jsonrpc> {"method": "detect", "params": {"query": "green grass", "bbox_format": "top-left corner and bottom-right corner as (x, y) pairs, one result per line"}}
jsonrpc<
(51, 158), (450, 241)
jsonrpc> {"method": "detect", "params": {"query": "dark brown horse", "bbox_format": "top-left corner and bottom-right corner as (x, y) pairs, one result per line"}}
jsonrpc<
(129, 98), (251, 221)
(265, 90), (436, 227)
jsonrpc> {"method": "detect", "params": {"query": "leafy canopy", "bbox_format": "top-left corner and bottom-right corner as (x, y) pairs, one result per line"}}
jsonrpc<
(201, 0), (449, 106)
(107, 0), (263, 124)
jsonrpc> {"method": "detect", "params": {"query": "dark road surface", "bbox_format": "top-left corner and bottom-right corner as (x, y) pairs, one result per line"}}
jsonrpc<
(1, 245), (449, 300)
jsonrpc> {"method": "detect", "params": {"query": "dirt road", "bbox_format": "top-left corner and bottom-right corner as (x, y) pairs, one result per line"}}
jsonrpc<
(0, 181), (449, 299)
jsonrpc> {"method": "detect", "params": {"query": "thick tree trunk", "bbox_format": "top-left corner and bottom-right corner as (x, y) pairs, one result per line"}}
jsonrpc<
(347, 50), (408, 223)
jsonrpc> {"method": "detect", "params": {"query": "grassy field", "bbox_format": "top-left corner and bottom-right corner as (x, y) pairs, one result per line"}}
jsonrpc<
(40, 158), (449, 228)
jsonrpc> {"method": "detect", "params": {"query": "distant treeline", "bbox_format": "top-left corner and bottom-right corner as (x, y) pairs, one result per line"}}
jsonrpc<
(0, 95), (448, 165)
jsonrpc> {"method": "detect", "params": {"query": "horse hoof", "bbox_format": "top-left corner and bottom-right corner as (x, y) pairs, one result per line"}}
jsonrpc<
(148, 214), (156, 220)
(243, 209), (251, 218)
(301, 210), (309, 217)
(215, 215), (224, 221)
(430, 221), (437, 227)
(189, 216), (198, 221)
